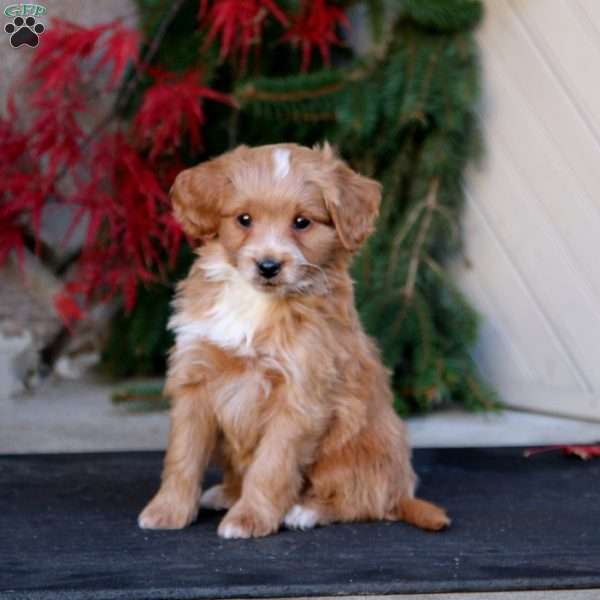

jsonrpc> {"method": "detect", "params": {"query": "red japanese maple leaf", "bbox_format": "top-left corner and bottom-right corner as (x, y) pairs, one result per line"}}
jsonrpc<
(199, 0), (289, 68)
(95, 21), (141, 88)
(524, 445), (600, 460)
(61, 132), (178, 311)
(134, 69), (235, 160)
(28, 94), (86, 177)
(30, 19), (111, 94)
(0, 222), (23, 267)
(23, 19), (137, 179)
(282, 0), (350, 71)
(54, 292), (84, 333)
(0, 117), (50, 256)
(32, 18), (138, 90)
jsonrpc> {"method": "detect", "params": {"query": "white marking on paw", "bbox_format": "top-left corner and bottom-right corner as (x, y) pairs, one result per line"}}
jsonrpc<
(218, 522), (250, 539)
(200, 485), (231, 510)
(137, 514), (150, 529)
(284, 505), (318, 530)
(272, 148), (291, 180)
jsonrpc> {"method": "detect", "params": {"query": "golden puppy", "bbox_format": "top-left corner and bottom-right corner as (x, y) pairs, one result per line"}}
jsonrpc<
(138, 143), (449, 538)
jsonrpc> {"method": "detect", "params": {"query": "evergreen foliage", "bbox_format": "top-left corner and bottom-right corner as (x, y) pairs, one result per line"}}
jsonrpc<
(103, 0), (496, 414)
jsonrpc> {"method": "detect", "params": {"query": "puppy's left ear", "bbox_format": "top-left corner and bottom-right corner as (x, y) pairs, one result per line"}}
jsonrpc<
(318, 146), (382, 252)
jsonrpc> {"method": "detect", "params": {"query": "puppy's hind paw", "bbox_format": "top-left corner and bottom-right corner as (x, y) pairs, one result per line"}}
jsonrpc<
(200, 484), (235, 511)
(284, 504), (319, 530)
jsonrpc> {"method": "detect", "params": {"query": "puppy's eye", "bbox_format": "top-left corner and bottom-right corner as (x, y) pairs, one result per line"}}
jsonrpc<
(292, 216), (311, 230)
(237, 213), (252, 228)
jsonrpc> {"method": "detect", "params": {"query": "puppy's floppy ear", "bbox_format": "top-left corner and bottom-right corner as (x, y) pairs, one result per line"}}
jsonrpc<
(317, 143), (382, 252)
(170, 156), (232, 242)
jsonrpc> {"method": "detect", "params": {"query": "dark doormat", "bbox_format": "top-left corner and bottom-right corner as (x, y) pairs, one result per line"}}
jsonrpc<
(1, 447), (599, 600)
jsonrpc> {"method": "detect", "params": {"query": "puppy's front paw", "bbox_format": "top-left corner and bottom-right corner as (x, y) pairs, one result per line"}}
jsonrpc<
(138, 491), (198, 530)
(218, 502), (277, 539)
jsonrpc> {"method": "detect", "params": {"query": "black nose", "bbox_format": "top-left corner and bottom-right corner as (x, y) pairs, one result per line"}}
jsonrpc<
(257, 258), (281, 279)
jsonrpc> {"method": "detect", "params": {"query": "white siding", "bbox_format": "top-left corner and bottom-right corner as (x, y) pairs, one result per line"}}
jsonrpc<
(455, 0), (600, 420)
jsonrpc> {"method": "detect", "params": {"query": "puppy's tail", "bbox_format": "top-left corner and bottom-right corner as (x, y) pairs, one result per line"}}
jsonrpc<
(392, 497), (451, 531)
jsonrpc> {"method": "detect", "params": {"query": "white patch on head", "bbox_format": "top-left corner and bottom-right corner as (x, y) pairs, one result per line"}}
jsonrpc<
(284, 505), (319, 530)
(272, 148), (291, 180)
(169, 259), (274, 355)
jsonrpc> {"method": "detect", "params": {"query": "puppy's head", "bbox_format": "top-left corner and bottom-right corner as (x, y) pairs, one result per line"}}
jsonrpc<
(171, 143), (381, 295)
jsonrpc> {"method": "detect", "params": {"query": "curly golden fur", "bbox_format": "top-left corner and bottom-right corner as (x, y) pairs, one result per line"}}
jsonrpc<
(138, 143), (449, 538)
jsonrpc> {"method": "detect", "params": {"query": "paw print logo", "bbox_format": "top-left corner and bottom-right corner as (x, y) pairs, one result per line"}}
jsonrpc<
(4, 16), (45, 48)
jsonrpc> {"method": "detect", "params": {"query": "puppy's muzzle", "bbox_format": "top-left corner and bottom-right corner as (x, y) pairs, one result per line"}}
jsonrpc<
(256, 258), (282, 279)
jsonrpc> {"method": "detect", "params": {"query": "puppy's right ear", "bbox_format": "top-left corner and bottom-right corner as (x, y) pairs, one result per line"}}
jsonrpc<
(170, 158), (231, 242)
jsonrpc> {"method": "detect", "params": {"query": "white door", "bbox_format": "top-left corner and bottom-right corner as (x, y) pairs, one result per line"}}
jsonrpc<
(453, 0), (600, 421)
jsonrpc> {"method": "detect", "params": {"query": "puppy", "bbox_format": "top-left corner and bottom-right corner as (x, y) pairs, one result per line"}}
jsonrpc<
(138, 143), (450, 538)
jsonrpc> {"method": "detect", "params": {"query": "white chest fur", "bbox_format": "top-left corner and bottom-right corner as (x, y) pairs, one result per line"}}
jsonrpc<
(169, 270), (274, 355)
